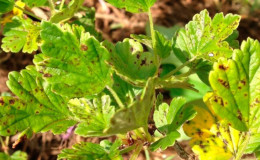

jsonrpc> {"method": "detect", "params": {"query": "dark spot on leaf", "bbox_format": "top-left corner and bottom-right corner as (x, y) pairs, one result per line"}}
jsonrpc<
(218, 79), (229, 88)
(81, 44), (88, 51)
(217, 132), (221, 137)
(136, 54), (140, 59)
(218, 64), (228, 70)
(186, 121), (191, 124)
(0, 98), (4, 105)
(141, 59), (146, 66)
(240, 80), (246, 86)
(35, 111), (40, 114)
(9, 99), (15, 105)
(7, 129), (10, 133)
(244, 93), (248, 97)
(43, 73), (52, 77)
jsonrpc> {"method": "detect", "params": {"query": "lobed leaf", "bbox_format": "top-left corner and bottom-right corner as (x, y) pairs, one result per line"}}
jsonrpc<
(102, 39), (157, 82)
(0, 66), (76, 136)
(1, 16), (41, 53)
(58, 140), (122, 160)
(172, 9), (240, 62)
(154, 31), (172, 58)
(34, 22), (112, 98)
(208, 38), (260, 131)
(105, 0), (156, 13)
(68, 95), (115, 137)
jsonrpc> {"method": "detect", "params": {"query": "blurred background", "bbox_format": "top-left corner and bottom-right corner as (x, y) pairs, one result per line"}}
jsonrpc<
(0, 0), (259, 159)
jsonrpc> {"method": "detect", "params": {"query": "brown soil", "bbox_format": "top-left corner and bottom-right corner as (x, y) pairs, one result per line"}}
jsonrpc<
(0, 0), (259, 159)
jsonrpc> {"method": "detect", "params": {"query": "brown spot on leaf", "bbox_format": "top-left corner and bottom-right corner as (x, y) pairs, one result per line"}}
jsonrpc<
(81, 44), (88, 51)
(9, 99), (15, 105)
(0, 98), (4, 105)
(218, 64), (228, 70)
(240, 80), (246, 86)
(218, 79), (229, 88)
(43, 73), (52, 77)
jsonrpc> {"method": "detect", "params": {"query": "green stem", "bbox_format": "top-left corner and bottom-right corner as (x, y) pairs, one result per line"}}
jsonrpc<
(130, 143), (143, 160)
(106, 86), (125, 109)
(14, 5), (42, 21)
(235, 132), (250, 160)
(0, 137), (9, 155)
(144, 148), (151, 160)
(48, 0), (56, 14)
(119, 144), (136, 155)
(59, 0), (66, 11)
(148, 9), (160, 74)
(163, 56), (197, 79)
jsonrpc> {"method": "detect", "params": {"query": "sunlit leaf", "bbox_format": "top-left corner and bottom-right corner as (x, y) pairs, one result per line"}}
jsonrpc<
(23, 0), (47, 7)
(172, 9), (240, 62)
(1, 16), (41, 53)
(0, 66), (76, 136)
(68, 95), (115, 137)
(34, 22), (112, 98)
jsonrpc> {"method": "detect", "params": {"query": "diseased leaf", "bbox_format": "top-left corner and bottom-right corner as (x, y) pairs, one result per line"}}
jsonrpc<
(154, 31), (172, 58)
(0, 0), (14, 14)
(34, 22), (112, 98)
(225, 30), (239, 49)
(172, 9), (240, 62)
(58, 140), (122, 160)
(105, 0), (156, 13)
(183, 99), (242, 160)
(0, 66), (76, 136)
(1, 16), (41, 53)
(68, 95), (115, 137)
(23, 0), (47, 7)
(50, 0), (84, 23)
(102, 39), (157, 81)
(208, 38), (260, 131)
(105, 78), (155, 134)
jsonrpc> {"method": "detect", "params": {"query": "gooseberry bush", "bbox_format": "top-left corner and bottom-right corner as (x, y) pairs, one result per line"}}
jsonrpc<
(0, 0), (259, 159)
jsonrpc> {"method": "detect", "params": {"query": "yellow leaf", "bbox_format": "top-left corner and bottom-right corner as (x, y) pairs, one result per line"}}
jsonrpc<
(13, 0), (25, 16)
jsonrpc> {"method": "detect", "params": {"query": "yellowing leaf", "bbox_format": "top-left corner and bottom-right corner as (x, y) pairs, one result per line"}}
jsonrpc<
(13, 0), (25, 16)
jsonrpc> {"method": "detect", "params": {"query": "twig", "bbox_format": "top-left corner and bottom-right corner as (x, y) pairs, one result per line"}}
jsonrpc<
(173, 141), (195, 160)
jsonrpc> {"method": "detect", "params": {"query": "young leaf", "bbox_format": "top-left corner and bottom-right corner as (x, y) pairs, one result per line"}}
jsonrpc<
(0, 0), (14, 14)
(68, 95), (115, 137)
(149, 131), (180, 151)
(23, 0), (47, 7)
(58, 140), (122, 160)
(34, 22), (112, 98)
(208, 38), (260, 131)
(0, 151), (27, 160)
(105, 0), (156, 13)
(102, 39), (157, 82)
(150, 97), (196, 151)
(105, 78), (155, 134)
(1, 16), (41, 53)
(172, 9), (240, 62)
(50, 0), (84, 23)
(154, 31), (172, 58)
(0, 66), (76, 136)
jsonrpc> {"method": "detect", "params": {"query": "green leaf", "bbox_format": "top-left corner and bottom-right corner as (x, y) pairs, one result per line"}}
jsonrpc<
(68, 95), (115, 137)
(34, 22), (112, 98)
(58, 140), (122, 160)
(208, 38), (260, 131)
(172, 9), (241, 62)
(1, 16), (41, 53)
(0, 66), (76, 136)
(0, 151), (27, 160)
(150, 131), (180, 151)
(0, 0), (14, 14)
(225, 30), (239, 49)
(105, 0), (156, 13)
(151, 97), (195, 151)
(23, 0), (47, 7)
(50, 0), (84, 23)
(72, 7), (102, 41)
(154, 31), (172, 58)
(102, 39), (157, 81)
(105, 78), (155, 134)
(130, 34), (152, 49)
